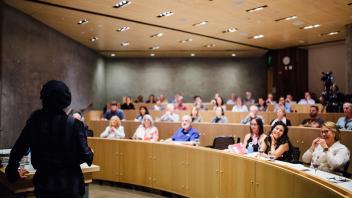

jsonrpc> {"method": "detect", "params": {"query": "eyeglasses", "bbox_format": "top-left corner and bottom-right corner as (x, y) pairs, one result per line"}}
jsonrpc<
(321, 130), (329, 134)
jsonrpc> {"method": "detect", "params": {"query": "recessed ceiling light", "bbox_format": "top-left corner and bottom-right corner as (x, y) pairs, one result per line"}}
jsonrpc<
(90, 37), (98, 42)
(193, 21), (208, 27)
(231, 53), (236, 57)
(150, 33), (164, 38)
(321, 31), (339, 36)
(116, 26), (130, 32)
(149, 46), (160, 50)
(222, 28), (238, 33)
(299, 40), (305, 44)
(249, 34), (264, 39)
(204, 44), (216, 48)
(111, 53), (116, 57)
(190, 53), (195, 57)
(77, 19), (88, 25)
(275, 16), (297, 22)
(179, 38), (193, 43)
(150, 53), (155, 57)
(113, 0), (131, 8)
(246, 5), (268, 12)
(300, 24), (320, 30)
(157, 11), (174, 18)
(121, 41), (130, 46)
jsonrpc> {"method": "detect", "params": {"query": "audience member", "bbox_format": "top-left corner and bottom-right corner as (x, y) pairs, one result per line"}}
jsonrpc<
(274, 97), (291, 113)
(270, 106), (292, 126)
(231, 97), (248, 112)
(336, 102), (352, 130)
(260, 121), (293, 162)
(298, 92), (315, 104)
(153, 99), (165, 111)
(193, 95), (206, 110)
(132, 115), (159, 141)
(257, 97), (267, 112)
(300, 105), (324, 128)
(211, 106), (228, 124)
(302, 121), (350, 174)
(175, 96), (187, 111)
(100, 116), (125, 139)
(190, 106), (203, 123)
(120, 96), (135, 110)
(134, 95), (144, 103)
(103, 101), (125, 120)
(241, 105), (265, 125)
(134, 106), (149, 122)
(158, 104), (180, 122)
(210, 93), (220, 105)
(243, 118), (266, 152)
(266, 93), (276, 105)
(212, 96), (226, 111)
(73, 111), (93, 137)
(158, 94), (168, 104)
(146, 94), (156, 103)
(244, 91), (255, 108)
(226, 93), (236, 105)
(168, 115), (200, 143)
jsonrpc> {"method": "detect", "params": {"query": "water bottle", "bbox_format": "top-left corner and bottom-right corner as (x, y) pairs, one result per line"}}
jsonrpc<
(247, 142), (254, 154)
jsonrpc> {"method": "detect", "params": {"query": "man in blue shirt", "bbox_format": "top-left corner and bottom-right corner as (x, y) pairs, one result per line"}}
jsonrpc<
(336, 102), (352, 130)
(103, 101), (125, 120)
(170, 115), (200, 143)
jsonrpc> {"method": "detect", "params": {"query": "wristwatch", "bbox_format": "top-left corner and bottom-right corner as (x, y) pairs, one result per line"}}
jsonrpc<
(323, 147), (329, 152)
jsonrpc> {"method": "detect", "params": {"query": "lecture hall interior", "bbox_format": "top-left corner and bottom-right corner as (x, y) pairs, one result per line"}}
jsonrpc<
(1, 0), (352, 198)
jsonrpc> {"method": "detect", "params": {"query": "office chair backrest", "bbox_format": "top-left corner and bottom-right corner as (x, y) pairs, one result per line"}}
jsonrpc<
(213, 136), (235, 150)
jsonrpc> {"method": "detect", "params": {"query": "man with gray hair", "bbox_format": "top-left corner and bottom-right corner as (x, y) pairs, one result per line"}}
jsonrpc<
(158, 103), (180, 122)
(336, 102), (352, 130)
(240, 105), (265, 125)
(169, 115), (200, 142)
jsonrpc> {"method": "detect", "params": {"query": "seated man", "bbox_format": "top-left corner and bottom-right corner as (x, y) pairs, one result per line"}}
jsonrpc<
(298, 92), (315, 104)
(103, 101), (125, 120)
(300, 105), (324, 128)
(168, 115), (200, 144)
(244, 91), (255, 108)
(72, 111), (94, 137)
(158, 104), (180, 122)
(336, 102), (352, 130)
(241, 105), (265, 125)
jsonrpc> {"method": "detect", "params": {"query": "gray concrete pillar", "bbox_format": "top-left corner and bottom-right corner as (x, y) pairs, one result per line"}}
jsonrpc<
(346, 24), (352, 94)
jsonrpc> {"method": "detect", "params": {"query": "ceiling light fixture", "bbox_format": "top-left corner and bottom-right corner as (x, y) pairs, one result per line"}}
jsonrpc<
(150, 53), (155, 57)
(90, 37), (98, 42)
(246, 5), (268, 12)
(249, 34), (264, 39)
(231, 53), (236, 57)
(121, 41), (130, 46)
(204, 44), (216, 48)
(274, 15), (297, 22)
(116, 26), (130, 32)
(113, 0), (131, 8)
(77, 19), (88, 25)
(321, 31), (339, 36)
(149, 46), (160, 50)
(150, 33), (164, 38)
(193, 21), (208, 27)
(222, 28), (238, 33)
(111, 53), (116, 57)
(157, 11), (174, 18)
(190, 53), (195, 57)
(300, 24), (320, 30)
(179, 38), (193, 43)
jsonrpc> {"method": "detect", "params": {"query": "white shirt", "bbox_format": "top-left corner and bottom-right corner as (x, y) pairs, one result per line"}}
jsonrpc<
(298, 98), (315, 104)
(302, 141), (350, 173)
(232, 105), (248, 112)
(133, 125), (158, 141)
(100, 126), (125, 139)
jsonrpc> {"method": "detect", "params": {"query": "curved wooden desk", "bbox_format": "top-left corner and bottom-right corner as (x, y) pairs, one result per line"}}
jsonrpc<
(88, 138), (351, 198)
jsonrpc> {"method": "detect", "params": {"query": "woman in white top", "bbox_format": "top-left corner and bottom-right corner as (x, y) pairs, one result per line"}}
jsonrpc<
(243, 118), (266, 152)
(302, 121), (350, 174)
(133, 114), (159, 141)
(100, 116), (125, 139)
(232, 97), (248, 112)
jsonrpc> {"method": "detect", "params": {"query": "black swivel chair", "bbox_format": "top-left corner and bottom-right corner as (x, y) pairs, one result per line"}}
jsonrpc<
(211, 136), (236, 150)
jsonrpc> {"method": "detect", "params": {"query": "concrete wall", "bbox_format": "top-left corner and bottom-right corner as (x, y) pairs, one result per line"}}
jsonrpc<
(0, 4), (103, 148)
(105, 58), (267, 103)
(308, 42), (346, 96)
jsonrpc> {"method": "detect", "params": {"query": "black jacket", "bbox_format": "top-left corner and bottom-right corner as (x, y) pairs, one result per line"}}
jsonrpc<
(6, 109), (93, 196)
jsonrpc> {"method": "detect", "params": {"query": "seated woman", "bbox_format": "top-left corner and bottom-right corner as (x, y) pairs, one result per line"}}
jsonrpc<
(231, 97), (248, 112)
(146, 94), (156, 103)
(120, 96), (135, 110)
(132, 114), (159, 141)
(270, 106), (292, 126)
(100, 116), (125, 139)
(302, 121), (350, 174)
(256, 97), (267, 112)
(260, 121), (293, 162)
(134, 106), (150, 122)
(211, 106), (228, 124)
(212, 96), (226, 111)
(190, 106), (203, 123)
(243, 118), (266, 152)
